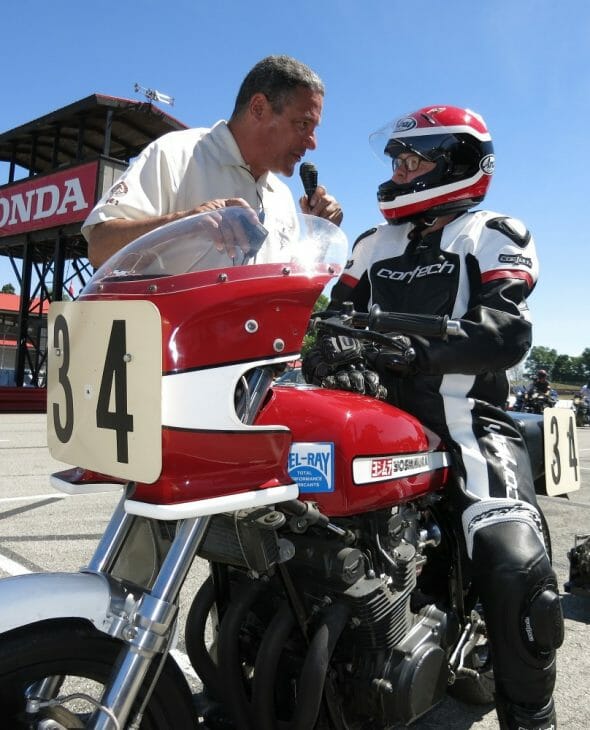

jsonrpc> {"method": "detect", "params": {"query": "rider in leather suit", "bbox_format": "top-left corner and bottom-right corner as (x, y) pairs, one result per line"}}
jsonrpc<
(529, 369), (551, 396)
(304, 106), (563, 730)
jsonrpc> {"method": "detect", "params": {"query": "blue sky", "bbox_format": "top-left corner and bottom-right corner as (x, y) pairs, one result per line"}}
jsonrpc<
(1, 0), (588, 356)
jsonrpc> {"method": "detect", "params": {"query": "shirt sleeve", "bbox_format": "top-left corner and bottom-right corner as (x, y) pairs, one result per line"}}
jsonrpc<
(81, 135), (179, 240)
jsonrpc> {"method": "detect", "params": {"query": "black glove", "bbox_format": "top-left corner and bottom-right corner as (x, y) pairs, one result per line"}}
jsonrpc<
(302, 334), (387, 399)
(364, 338), (417, 378)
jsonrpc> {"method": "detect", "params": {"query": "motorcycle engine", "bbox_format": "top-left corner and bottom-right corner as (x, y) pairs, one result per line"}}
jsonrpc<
(196, 502), (456, 727)
(285, 503), (455, 725)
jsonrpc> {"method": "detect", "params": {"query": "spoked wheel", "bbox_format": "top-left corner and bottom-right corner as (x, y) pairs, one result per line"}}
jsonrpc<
(0, 619), (196, 729)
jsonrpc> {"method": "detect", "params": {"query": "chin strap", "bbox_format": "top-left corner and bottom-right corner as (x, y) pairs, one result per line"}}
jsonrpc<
(408, 214), (438, 235)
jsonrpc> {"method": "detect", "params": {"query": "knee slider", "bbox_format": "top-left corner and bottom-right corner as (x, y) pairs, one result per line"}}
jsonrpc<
(472, 520), (564, 659)
(526, 585), (564, 653)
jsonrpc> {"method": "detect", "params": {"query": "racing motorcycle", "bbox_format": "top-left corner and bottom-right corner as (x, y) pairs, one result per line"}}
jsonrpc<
(573, 393), (590, 427)
(0, 208), (553, 729)
(521, 388), (558, 414)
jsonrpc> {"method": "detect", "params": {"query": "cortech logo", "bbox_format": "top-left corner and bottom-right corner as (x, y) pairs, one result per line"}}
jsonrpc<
(498, 253), (532, 268)
(480, 154), (495, 175)
(376, 260), (455, 283)
(394, 117), (417, 132)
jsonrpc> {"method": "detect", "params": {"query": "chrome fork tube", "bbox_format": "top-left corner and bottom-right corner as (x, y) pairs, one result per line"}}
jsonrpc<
(85, 489), (136, 574)
(89, 514), (211, 730)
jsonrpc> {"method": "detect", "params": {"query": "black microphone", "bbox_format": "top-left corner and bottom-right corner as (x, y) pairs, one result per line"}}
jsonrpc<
(299, 162), (318, 203)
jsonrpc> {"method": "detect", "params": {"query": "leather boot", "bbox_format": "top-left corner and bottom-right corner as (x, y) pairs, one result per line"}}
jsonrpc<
(496, 696), (556, 730)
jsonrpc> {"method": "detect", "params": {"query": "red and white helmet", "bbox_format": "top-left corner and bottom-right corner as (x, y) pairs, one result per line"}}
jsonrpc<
(370, 105), (495, 224)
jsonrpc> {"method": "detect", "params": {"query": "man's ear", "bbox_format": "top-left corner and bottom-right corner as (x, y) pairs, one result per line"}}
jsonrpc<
(249, 92), (271, 122)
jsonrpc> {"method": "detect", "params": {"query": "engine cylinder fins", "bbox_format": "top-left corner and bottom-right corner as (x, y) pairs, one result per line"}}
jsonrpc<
(343, 572), (417, 650)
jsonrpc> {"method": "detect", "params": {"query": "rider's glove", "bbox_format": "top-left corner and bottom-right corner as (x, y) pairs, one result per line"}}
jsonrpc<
(302, 334), (387, 399)
(364, 338), (417, 378)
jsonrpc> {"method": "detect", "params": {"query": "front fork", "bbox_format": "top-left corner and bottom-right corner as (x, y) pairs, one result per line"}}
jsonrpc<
(27, 488), (210, 730)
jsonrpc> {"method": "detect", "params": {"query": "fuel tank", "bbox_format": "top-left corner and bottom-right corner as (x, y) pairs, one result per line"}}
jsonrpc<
(256, 384), (451, 517)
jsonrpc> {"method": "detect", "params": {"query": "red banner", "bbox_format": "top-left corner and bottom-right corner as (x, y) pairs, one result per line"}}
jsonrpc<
(0, 161), (98, 238)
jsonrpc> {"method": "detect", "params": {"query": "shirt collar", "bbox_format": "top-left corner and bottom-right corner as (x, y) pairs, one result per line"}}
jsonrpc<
(209, 120), (276, 192)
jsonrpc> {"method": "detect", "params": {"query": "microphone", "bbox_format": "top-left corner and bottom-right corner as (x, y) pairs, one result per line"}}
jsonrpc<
(299, 162), (318, 203)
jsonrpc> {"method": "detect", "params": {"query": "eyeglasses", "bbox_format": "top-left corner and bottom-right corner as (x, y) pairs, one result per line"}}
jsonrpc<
(392, 153), (427, 173)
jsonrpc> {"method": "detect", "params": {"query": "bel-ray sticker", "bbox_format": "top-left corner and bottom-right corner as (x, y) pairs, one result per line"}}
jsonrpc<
(288, 442), (334, 493)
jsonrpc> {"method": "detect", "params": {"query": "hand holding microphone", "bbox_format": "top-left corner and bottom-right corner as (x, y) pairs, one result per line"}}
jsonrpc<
(298, 162), (343, 226)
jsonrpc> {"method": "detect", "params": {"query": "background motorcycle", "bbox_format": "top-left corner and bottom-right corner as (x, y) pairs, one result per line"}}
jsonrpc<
(573, 394), (590, 427)
(0, 209), (553, 730)
(522, 388), (558, 414)
(512, 385), (527, 412)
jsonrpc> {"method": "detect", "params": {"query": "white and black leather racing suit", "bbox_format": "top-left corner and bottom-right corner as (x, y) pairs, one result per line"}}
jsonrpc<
(329, 210), (563, 726)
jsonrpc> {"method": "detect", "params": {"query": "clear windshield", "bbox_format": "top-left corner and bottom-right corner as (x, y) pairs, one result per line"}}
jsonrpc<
(86, 206), (348, 285)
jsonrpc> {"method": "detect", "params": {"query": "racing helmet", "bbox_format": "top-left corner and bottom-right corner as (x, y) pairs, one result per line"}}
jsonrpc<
(370, 105), (495, 224)
(537, 369), (548, 379)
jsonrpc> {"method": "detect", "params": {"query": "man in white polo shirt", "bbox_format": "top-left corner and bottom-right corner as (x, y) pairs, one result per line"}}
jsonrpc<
(83, 55), (342, 267)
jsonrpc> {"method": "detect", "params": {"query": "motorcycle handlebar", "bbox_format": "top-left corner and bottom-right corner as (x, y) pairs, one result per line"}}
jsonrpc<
(313, 303), (462, 340)
(367, 305), (461, 338)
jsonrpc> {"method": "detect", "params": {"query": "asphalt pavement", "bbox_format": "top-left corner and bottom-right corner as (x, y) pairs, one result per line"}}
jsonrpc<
(0, 412), (588, 729)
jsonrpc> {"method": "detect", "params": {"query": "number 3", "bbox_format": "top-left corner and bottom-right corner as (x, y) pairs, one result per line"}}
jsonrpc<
(550, 415), (561, 485)
(52, 314), (74, 443)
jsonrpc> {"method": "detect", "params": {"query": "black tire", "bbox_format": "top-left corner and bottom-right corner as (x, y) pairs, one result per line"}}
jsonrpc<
(0, 619), (196, 729)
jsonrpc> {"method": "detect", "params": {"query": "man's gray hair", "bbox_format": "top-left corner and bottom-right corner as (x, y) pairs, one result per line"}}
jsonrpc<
(231, 55), (324, 118)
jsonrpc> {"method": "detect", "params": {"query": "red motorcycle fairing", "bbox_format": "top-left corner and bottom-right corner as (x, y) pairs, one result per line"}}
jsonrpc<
(82, 264), (322, 372)
(256, 385), (450, 516)
(81, 265), (329, 504)
(79, 267), (332, 504)
(132, 428), (294, 504)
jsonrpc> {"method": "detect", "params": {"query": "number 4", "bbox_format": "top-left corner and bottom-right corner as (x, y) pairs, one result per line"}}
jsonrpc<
(567, 414), (578, 480)
(96, 320), (134, 463)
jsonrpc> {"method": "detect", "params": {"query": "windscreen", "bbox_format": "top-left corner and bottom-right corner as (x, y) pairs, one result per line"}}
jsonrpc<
(86, 206), (348, 285)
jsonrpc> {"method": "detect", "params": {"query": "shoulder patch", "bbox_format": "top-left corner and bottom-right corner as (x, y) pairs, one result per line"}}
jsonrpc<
(352, 227), (377, 251)
(485, 216), (530, 248)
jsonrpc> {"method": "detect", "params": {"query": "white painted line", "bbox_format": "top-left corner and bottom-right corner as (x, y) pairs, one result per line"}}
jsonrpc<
(0, 554), (31, 575)
(0, 493), (68, 504)
(171, 649), (200, 681)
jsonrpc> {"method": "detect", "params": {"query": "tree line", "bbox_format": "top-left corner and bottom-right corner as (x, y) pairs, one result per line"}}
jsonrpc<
(520, 346), (590, 385)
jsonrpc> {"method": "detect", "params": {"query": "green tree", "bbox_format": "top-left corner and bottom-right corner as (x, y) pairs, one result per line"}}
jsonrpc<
(1, 283), (15, 294)
(525, 346), (558, 378)
(552, 354), (579, 384)
(301, 293), (330, 355)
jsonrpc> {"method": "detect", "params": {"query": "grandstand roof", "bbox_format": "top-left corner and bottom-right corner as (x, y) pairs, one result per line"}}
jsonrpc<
(0, 94), (188, 176)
